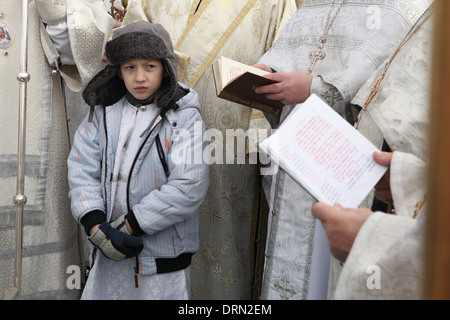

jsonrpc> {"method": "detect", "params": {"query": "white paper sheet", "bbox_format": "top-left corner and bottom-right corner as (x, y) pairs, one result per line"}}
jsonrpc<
(259, 94), (387, 208)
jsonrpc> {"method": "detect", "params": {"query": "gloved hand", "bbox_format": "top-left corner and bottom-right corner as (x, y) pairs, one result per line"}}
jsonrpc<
(110, 214), (130, 235)
(35, 0), (67, 24)
(110, 212), (146, 236)
(89, 222), (143, 261)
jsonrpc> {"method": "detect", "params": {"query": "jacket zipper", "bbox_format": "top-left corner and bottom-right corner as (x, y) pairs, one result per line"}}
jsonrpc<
(103, 109), (109, 213)
(134, 256), (139, 288)
(156, 134), (170, 177)
(127, 112), (166, 288)
(104, 107), (143, 288)
(103, 107), (168, 288)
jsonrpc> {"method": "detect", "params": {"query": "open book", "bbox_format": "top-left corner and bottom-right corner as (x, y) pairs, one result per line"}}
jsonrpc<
(259, 94), (388, 208)
(212, 56), (285, 114)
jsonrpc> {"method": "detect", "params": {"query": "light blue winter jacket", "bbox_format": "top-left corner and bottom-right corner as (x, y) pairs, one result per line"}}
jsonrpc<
(68, 83), (209, 275)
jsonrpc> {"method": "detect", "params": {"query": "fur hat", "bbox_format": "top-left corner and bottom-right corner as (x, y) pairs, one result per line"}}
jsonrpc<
(82, 21), (178, 108)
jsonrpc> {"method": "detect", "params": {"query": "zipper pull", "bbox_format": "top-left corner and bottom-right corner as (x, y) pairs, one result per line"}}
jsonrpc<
(134, 256), (139, 288)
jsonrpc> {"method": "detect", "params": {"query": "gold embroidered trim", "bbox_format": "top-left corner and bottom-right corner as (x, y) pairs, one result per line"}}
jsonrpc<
(174, 0), (212, 52)
(175, 0), (258, 88)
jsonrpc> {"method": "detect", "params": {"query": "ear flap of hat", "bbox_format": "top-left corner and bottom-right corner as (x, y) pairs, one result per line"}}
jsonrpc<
(154, 58), (179, 109)
(82, 65), (126, 107)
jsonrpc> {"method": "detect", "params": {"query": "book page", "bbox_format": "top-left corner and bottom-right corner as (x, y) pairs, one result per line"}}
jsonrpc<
(220, 56), (269, 86)
(259, 94), (387, 208)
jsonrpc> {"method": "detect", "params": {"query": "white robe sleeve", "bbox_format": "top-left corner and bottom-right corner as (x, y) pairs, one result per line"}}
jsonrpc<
(46, 22), (76, 65)
(334, 151), (427, 300)
(38, 1), (114, 92)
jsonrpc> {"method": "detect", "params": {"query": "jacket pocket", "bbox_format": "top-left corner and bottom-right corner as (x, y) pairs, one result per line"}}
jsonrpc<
(174, 221), (185, 240)
(173, 221), (186, 252)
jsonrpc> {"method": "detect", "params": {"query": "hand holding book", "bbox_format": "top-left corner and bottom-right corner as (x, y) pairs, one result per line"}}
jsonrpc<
(212, 57), (285, 114)
(253, 70), (313, 106)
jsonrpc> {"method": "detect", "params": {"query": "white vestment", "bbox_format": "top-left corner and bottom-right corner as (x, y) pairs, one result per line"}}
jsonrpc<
(0, 0), (113, 299)
(334, 11), (434, 300)
(257, 0), (433, 300)
(123, 0), (297, 299)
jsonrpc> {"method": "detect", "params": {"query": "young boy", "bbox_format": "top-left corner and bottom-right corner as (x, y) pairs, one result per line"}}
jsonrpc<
(67, 21), (209, 299)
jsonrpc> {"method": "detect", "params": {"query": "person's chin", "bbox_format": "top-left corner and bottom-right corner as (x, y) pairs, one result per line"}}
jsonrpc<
(134, 92), (152, 100)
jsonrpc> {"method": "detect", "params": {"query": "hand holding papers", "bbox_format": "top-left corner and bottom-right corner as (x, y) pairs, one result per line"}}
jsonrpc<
(259, 94), (388, 208)
(259, 94), (388, 299)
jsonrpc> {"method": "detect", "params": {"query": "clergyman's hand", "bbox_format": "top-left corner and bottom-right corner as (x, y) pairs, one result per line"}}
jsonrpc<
(373, 151), (393, 203)
(252, 63), (274, 73)
(312, 203), (373, 262)
(254, 71), (313, 105)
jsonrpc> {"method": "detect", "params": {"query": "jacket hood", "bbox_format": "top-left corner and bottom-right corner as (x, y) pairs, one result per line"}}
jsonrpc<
(82, 20), (178, 109)
(172, 83), (200, 112)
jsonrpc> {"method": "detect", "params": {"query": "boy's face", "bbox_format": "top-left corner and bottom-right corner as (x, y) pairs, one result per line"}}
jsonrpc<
(119, 58), (166, 101)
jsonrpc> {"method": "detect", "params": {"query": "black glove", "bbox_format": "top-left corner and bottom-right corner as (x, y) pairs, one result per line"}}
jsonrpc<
(89, 222), (143, 261)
